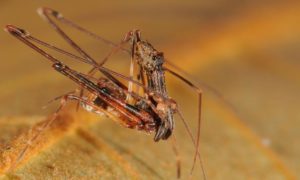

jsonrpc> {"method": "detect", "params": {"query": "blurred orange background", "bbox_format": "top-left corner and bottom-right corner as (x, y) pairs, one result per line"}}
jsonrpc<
(0, 0), (299, 179)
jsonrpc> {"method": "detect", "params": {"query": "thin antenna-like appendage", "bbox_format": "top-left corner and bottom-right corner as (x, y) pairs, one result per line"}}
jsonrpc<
(177, 109), (206, 180)
(37, 7), (130, 53)
(27, 36), (90, 64)
(37, 8), (95, 64)
(42, 90), (75, 109)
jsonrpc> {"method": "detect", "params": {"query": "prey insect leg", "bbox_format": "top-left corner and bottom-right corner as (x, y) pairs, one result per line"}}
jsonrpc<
(42, 90), (76, 109)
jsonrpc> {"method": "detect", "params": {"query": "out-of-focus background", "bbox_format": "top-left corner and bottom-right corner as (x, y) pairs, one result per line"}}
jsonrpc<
(0, 0), (299, 179)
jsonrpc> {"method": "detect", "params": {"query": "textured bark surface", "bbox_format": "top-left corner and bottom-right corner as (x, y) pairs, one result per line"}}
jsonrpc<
(0, 0), (299, 179)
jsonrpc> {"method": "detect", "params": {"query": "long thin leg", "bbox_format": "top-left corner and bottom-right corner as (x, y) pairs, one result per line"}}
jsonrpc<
(38, 8), (95, 64)
(177, 109), (206, 180)
(164, 63), (239, 114)
(163, 67), (205, 178)
(164, 66), (242, 177)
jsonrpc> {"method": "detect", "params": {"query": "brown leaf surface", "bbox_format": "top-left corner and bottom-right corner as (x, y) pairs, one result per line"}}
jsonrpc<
(0, 0), (299, 179)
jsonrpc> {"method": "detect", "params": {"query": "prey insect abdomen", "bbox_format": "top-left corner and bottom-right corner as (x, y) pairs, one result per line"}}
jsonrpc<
(96, 78), (157, 132)
(53, 63), (156, 132)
